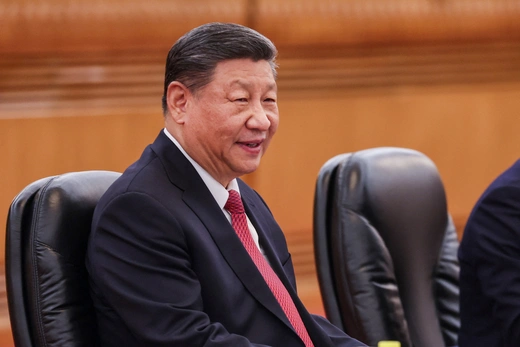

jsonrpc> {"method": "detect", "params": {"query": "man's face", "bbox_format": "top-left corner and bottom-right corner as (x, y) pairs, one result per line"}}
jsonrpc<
(180, 59), (279, 186)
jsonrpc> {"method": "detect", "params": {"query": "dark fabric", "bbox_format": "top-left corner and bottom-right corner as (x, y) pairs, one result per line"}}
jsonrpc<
(5, 171), (121, 347)
(458, 159), (520, 347)
(86, 130), (365, 347)
(314, 147), (460, 347)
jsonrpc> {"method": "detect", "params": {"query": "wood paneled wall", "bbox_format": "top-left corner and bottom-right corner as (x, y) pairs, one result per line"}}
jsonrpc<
(3, 0), (520, 53)
(2, 1), (520, 343)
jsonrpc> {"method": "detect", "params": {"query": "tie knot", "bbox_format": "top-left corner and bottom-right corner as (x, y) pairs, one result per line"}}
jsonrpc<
(225, 190), (245, 214)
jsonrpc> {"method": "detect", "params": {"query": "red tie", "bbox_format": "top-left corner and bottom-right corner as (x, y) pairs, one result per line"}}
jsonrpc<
(225, 190), (314, 347)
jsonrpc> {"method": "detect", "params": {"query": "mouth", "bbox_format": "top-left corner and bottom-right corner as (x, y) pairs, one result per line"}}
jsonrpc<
(238, 140), (264, 148)
(237, 139), (264, 151)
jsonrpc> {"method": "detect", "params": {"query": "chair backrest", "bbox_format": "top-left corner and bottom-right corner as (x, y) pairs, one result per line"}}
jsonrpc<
(313, 147), (460, 347)
(5, 171), (121, 347)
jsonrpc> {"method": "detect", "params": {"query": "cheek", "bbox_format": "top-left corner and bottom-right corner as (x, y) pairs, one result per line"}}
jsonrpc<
(269, 114), (280, 134)
(209, 105), (240, 129)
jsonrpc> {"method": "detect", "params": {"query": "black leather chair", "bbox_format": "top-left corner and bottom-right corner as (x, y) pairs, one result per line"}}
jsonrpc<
(313, 147), (460, 347)
(5, 171), (120, 347)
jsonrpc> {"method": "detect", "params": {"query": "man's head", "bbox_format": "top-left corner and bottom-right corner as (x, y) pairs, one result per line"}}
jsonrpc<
(162, 22), (278, 115)
(163, 23), (280, 187)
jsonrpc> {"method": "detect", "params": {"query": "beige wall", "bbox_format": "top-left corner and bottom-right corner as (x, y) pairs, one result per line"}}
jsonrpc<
(2, 0), (520, 343)
(4, 55), (520, 274)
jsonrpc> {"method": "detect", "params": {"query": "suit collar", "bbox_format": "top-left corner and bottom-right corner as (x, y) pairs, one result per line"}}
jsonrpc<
(150, 130), (195, 191)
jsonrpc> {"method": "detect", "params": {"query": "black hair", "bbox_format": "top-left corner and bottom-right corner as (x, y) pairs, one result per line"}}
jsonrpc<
(161, 22), (278, 115)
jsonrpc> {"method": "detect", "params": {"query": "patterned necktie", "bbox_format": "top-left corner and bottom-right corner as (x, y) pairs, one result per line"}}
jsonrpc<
(225, 190), (314, 347)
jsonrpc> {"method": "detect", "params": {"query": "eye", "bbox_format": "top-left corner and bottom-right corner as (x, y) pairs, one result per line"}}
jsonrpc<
(235, 98), (248, 102)
(264, 97), (277, 103)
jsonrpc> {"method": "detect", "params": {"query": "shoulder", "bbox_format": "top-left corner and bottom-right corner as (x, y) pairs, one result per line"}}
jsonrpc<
(97, 146), (184, 218)
(486, 159), (520, 192)
(476, 160), (520, 210)
(460, 160), (520, 260)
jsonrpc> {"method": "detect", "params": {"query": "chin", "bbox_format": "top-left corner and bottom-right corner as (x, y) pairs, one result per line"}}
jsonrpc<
(237, 164), (260, 176)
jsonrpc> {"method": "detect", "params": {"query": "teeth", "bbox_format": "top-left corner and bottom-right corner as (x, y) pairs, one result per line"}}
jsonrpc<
(246, 143), (258, 148)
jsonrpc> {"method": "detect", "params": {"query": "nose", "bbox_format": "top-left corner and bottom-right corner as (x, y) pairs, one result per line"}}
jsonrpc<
(246, 102), (271, 131)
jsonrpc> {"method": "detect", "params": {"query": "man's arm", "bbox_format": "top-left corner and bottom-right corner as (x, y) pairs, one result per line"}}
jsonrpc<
(473, 185), (520, 345)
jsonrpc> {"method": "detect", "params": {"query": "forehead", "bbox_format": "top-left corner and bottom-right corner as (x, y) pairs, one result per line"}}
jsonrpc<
(211, 59), (276, 87)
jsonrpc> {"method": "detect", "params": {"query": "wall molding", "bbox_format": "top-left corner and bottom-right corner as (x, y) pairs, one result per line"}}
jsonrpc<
(3, 40), (520, 119)
(257, 0), (520, 47)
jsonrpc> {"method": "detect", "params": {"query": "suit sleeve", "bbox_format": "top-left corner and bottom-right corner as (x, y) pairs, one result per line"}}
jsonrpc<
(310, 315), (367, 347)
(89, 192), (271, 347)
(472, 185), (520, 345)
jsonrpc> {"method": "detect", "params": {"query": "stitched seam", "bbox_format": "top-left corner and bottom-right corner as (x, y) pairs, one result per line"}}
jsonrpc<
(336, 155), (363, 334)
(30, 177), (57, 347)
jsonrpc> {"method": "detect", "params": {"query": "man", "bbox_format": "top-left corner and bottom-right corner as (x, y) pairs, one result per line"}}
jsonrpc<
(86, 22), (365, 347)
(458, 159), (520, 346)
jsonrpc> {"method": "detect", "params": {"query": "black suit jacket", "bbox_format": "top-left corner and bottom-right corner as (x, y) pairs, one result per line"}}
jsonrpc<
(86, 131), (364, 347)
(458, 159), (520, 347)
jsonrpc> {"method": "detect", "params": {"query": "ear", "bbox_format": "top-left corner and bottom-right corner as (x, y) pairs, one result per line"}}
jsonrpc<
(166, 81), (190, 124)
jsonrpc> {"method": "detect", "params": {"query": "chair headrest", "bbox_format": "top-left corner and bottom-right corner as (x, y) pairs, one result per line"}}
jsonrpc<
(6, 170), (121, 347)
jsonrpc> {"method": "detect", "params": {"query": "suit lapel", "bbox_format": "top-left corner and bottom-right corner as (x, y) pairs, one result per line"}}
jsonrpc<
(241, 189), (302, 296)
(182, 189), (293, 328)
(241, 191), (287, 280)
(241, 186), (336, 346)
(184, 189), (300, 333)
(150, 131), (294, 331)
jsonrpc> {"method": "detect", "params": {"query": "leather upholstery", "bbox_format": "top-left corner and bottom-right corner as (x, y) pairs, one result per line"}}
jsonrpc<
(5, 171), (120, 347)
(313, 147), (460, 347)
